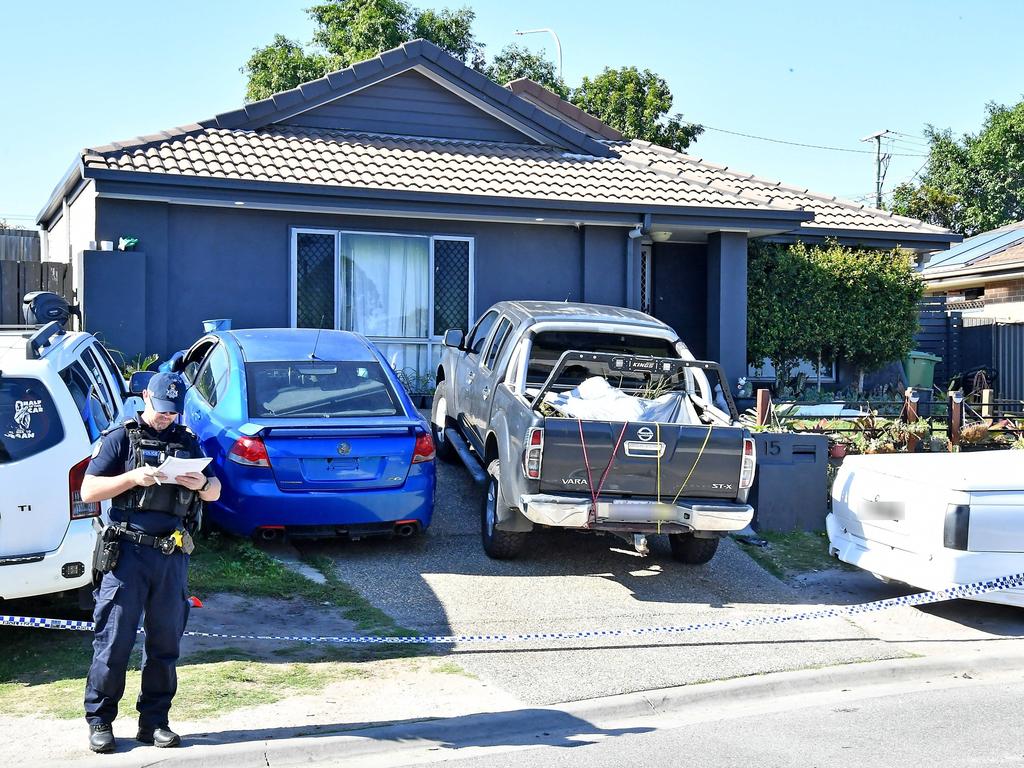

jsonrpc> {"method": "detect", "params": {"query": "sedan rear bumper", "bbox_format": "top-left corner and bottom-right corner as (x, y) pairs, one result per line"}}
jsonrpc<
(208, 464), (436, 537)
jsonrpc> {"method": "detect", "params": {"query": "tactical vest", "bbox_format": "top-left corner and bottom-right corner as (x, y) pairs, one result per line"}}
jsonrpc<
(111, 418), (200, 519)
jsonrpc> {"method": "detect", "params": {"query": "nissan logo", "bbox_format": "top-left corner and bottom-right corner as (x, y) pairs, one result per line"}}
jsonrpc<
(337, 442), (351, 455)
(637, 427), (654, 441)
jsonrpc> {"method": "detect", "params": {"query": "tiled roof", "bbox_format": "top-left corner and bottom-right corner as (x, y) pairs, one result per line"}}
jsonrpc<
(614, 140), (952, 237)
(82, 126), (794, 211)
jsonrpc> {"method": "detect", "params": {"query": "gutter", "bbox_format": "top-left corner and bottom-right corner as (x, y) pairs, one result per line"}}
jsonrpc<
(924, 267), (1024, 291)
(86, 168), (816, 230)
(36, 155), (85, 227)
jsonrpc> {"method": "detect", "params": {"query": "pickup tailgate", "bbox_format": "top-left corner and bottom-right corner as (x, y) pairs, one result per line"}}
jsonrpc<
(539, 418), (745, 500)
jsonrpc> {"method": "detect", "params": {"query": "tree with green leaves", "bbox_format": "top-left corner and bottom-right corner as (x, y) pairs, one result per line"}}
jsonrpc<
(243, 35), (338, 103)
(748, 241), (923, 392)
(243, 0), (484, 101)
(570, 67), (703, 152)
(241, 3), (703, 154)
(891, 99), (1024, 236)
(485, 44), (568, 98)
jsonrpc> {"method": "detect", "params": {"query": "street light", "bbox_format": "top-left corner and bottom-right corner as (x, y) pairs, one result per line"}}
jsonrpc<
(513, 28), (562, 82)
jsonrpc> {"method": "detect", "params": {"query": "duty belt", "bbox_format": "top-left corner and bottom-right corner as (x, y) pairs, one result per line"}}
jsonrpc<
(117, 528), (184, 555)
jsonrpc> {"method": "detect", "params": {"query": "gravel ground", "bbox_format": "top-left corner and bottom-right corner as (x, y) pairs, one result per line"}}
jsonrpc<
(302, 459), (907, 705)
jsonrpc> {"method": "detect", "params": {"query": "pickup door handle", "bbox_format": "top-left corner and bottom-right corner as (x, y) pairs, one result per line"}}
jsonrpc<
(624, 441), (666, 458)
(466, 372), (476, 384)
(482, 385), (491, 400)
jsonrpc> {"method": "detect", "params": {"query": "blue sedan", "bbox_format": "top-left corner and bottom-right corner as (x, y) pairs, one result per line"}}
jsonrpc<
(169, 329), (435, 540)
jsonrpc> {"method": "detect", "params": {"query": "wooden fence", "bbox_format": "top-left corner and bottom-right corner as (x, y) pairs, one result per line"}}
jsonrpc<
(0, 260), (73, 324)
(0, 229), (41, 262)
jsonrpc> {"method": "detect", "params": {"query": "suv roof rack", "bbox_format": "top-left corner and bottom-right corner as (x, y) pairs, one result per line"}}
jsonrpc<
(26, 322), (67, 359)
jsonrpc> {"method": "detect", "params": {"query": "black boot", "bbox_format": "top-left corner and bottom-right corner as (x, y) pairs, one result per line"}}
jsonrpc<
(136, 725), (181, 748)
(88, 723), (115, 753)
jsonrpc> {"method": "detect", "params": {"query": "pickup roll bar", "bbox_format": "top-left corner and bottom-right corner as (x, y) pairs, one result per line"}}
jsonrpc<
(529, 350), (739, 421)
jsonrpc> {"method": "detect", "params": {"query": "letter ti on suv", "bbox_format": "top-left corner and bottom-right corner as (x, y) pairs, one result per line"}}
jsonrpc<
(0, 322), (137, 605)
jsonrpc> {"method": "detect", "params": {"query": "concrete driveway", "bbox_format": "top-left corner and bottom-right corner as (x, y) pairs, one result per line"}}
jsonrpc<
(302, 460), (905, 705)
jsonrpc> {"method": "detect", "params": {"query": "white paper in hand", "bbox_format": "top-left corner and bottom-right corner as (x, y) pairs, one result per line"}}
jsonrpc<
(154, 456), (212, 485)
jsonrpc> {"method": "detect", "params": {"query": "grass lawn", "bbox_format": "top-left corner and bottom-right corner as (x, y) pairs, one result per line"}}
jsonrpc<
(0, 534), (444, 720)
(734, 530), (858, 581)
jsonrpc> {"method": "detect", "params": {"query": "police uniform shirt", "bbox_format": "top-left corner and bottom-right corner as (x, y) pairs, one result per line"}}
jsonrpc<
(86, 414), (214, 535)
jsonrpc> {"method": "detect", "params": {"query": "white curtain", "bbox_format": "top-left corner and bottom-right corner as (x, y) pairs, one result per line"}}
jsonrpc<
(342, 234), (429, 338)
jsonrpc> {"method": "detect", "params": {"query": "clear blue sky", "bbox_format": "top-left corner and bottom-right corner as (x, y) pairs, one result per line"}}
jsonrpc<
(2, 0), (1022, 228)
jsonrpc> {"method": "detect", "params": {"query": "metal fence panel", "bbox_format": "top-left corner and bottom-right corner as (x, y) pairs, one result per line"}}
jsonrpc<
(995, 323), (1024, 403)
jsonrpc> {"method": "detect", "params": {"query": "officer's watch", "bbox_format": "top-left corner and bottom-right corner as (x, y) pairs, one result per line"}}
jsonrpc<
(199, 478), (211, 493)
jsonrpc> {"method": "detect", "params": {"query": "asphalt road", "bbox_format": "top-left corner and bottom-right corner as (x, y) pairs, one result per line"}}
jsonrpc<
(302, 459), (904, 705)
(400, 672), (1024, 768)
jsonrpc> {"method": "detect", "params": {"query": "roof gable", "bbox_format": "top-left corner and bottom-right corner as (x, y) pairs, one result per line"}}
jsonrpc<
(277, 69), (536, 144)
(201, 39), (612, 157)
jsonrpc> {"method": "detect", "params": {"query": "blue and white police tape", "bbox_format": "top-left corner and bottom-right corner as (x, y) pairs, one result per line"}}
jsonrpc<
(3, 572), (1023, 644)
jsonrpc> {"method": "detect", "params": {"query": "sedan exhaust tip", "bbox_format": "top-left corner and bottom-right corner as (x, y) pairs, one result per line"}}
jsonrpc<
(393, 521), (420, 538)
(257, 526), (285, 542)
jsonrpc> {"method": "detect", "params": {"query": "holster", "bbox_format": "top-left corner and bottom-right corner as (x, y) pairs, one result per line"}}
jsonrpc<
(92, 525), (122, 577)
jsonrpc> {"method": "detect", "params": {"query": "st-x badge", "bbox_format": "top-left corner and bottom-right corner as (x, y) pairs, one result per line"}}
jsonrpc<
(637, 427), (654, 441)
(337, 442), (351, 455)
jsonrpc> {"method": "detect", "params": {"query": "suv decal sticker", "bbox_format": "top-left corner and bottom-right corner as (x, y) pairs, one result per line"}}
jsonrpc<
(5, 399), (43, 439)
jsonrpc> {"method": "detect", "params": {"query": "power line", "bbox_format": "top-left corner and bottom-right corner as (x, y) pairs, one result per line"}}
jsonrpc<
(687, 122), (928, 157)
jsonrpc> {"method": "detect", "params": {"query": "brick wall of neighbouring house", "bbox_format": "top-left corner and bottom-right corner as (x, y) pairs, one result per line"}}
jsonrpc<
(984, 278), (1024, 304)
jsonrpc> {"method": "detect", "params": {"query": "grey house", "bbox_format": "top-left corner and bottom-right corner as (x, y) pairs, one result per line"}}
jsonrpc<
(38, 39), (957, 387)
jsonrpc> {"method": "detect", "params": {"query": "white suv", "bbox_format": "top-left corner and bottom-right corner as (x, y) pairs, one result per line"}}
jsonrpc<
(0, 322), (139, 604)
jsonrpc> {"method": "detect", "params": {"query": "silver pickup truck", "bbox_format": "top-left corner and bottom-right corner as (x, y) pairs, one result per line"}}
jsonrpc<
(431, 301), (756, 563)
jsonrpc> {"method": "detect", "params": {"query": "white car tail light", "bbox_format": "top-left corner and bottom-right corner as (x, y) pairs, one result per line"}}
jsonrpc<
(69, 456), (101, 519)
(523, 427), (544, 479)
(739, 437), (756, 490)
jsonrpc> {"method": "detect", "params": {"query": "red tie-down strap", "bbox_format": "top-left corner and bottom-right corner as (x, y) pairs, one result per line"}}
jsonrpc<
(578, 419), (630, 528)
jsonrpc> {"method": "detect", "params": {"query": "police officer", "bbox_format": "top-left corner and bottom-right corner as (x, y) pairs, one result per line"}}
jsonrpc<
(80, 372), (221, 753)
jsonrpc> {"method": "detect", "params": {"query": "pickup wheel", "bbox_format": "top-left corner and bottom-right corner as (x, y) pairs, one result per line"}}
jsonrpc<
(482, 467), (528, 560)
(430, 383), (458, 463)
(669, 533), (720, 565)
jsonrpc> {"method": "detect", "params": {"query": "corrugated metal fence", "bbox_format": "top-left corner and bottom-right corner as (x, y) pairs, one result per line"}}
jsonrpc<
(962, 318), (1024, 403)
(0, 260), (73, 324)
(0, 229), (41, 262)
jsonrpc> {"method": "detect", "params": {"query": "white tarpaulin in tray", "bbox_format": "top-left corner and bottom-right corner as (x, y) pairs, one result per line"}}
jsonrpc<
(542, 376), (702, 424)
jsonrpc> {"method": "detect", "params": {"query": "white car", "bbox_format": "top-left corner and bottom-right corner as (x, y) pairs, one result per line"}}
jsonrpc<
(827, 451), (1024, 607)
(0, 321), (139, 604)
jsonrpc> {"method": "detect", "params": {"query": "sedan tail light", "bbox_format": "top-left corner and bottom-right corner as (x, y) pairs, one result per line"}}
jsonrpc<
(70, 456), (101, 519)
(412, 430), (435, 464)
(739, 437), (756, 490)
(228, 436), (271, 467)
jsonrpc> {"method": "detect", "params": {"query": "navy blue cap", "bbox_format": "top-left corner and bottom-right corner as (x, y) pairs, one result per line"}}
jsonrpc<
(147, 372), (186, 413)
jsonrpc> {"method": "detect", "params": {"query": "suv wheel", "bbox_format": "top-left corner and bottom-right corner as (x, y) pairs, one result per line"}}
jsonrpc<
(669, 533), (720, 565)
(430, 383), (458, 463)
(482, 463), (528, 560)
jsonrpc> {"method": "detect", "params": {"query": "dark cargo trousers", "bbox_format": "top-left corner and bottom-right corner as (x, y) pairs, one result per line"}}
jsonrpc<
(84, 541), (190, 728)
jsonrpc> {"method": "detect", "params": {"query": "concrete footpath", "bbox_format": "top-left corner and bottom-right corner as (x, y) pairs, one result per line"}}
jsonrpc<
(44, 645), (1024, 768)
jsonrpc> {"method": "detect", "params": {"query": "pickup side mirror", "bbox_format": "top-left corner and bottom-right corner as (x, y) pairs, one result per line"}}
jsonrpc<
(128, 370), (155, 396)
(167, 350), (186, 373)
(443, 329), (465, 349)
